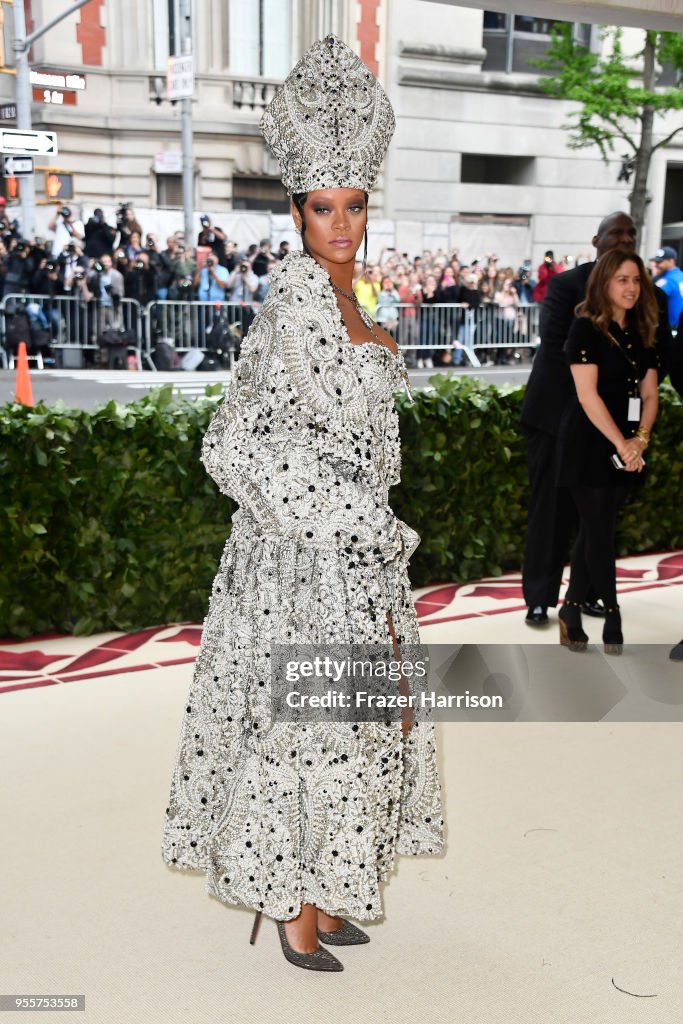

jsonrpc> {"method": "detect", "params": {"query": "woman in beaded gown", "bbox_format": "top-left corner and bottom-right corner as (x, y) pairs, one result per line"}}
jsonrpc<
(161, 36), (444, 973)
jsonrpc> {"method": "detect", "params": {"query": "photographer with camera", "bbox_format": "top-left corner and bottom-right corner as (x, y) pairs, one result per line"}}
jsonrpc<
(532, 250), (562, 305)
(124, 250), (157, 307)
(164, 237), (197, 299)
(84, 208), (116, 259)
(251, 238), (272, 278)
(87, 252), (125, 351)
(197, 215), (227, 260)
(116, 203), (143, 250)
(57, 240), (88, 296)
(143, 233), (167, 299)
(87, 252), (124, 310)
(514, 261), (535, 304)
(226, 260), (258, 335)
(3, 238), (33, 296)
(48, 202), (84, 258)
(29, 255), (63, 340)
(124, 230), (144, 263)
(196, 253), (230, 302)
(227, 260), (258, 301)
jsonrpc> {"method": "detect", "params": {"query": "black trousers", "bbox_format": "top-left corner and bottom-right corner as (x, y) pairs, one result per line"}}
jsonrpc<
(565, 485), (629, 609)
(521, 425), (579, 608)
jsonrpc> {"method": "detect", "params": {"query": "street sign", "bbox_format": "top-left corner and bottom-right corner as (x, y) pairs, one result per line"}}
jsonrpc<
(30, 70), (86, 91)
(167, 54), (194, 100)
(3, 155), (33, 177)
(0, 128), (58, 156)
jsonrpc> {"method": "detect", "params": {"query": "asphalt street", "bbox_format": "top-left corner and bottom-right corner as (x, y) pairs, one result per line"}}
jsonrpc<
(0, 364), (530, 410)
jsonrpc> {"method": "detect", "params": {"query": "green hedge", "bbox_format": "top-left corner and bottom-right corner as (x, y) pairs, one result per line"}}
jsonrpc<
(1, 377), (681, 637)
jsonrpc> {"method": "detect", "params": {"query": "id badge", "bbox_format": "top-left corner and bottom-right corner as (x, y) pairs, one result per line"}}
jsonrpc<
(628, 397), (641, 422)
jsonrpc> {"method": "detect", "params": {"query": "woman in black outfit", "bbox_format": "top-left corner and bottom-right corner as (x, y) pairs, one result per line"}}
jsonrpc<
(557, 248), (659, 654)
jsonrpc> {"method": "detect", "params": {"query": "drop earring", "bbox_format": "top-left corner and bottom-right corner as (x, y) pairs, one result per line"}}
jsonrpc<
(362, 225), (368, 272)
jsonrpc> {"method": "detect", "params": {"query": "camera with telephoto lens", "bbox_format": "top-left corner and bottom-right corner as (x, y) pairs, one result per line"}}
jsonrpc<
(177, 244), (185, 254)
(206, 256), (215, 268)
(60, 206), (71, 219)
(134, 260), (144, 270)
(239, 263), (248, 273)
(200, 215), (210, 227)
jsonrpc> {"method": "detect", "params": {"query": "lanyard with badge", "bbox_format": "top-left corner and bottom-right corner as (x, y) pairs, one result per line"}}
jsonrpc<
(606, 330), (641, 422)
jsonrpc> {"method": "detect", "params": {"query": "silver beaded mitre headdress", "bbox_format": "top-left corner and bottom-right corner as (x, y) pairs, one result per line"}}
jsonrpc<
(260, 34), (395, 196)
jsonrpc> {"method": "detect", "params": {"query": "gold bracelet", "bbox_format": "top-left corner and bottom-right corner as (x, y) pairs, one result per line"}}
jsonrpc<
(635, 426), (650, 446)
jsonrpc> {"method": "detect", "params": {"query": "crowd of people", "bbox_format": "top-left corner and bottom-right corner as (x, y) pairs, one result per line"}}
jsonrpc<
(1, 196), (680, 372)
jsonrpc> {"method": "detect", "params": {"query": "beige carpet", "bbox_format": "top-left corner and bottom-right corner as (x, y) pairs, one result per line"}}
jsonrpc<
(2, 664), (683, 1024)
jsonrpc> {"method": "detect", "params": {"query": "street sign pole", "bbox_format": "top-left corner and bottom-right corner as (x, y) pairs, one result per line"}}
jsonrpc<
(12, 0), (92, 240)
(179, 0), (194, 247)
(12, 0), (35, 239)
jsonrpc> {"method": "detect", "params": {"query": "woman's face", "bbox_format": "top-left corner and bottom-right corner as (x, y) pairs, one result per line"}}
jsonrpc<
(608, 259), (640, 315)
(290, 188), (366, 269)
(382, 276), (393, 290)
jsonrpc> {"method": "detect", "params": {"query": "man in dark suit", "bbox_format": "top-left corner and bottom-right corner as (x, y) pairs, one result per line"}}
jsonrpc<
(519, 210), (674, 626)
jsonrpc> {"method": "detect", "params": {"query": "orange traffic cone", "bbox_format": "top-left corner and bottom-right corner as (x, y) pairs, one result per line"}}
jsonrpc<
(15, 341), (34, 407)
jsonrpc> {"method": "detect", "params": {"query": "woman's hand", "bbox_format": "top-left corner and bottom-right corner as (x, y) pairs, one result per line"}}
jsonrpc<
(618, 437), (646, 470)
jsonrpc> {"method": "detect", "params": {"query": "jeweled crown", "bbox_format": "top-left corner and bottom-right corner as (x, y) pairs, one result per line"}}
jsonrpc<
(260, 34), (395, 196)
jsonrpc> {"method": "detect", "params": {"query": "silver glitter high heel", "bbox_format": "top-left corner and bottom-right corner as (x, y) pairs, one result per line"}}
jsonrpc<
(249, 911), (344, 971)
(317, 918), (370, 945)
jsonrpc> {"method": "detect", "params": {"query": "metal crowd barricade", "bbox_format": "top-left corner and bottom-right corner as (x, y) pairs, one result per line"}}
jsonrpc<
(0, 292), (144, 369)
(374, 301), (540, 368)
(145, 299), (261, 370)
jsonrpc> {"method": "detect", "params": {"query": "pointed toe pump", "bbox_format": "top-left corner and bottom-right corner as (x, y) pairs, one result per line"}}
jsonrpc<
(317, 918), (370, 945)
(250, 910), (344, 971)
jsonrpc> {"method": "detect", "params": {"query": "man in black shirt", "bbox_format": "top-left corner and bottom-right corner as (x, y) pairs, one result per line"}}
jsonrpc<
(520, 211), (673, 626)
(84, 208), (116, 258)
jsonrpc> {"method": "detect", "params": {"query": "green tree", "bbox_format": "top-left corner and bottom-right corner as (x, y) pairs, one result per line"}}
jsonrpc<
(532, 25), (683, 244)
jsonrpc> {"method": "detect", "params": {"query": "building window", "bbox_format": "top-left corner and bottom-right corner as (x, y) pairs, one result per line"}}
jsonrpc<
(482, 12), (591, 74)
(229, 0), (292, 79)
(461, 154), (535, 186)
(153, 0), (181, 69)
(318, 0), (342, 38)
(233, 176), (289, 212)
(157, 174), (183, 208)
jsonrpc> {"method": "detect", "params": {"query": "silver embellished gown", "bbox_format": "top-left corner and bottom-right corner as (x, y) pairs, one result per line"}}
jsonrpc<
(161, 251), (444, 922)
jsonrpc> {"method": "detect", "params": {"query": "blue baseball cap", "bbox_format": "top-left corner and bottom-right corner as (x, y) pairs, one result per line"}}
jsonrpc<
(651, 246), (678, 262)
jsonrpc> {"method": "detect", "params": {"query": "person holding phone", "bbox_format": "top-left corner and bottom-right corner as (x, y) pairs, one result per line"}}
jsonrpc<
(555, 249), (659, 654)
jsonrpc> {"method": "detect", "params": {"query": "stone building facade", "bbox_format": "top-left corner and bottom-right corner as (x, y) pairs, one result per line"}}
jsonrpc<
(0, 0), (679, 263)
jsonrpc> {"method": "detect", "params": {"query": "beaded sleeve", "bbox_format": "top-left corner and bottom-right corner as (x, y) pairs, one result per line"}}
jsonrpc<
(200, 252), (419, 565)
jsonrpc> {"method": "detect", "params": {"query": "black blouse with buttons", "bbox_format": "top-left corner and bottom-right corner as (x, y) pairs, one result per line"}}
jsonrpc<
(557, 314), (658, 488)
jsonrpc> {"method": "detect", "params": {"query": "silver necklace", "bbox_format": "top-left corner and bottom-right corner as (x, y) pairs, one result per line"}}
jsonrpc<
(331, 280), (379, 336)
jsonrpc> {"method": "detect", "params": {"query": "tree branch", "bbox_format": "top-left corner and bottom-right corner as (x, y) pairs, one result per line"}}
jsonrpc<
(652, 123), (683, 152)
